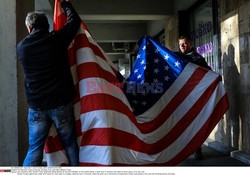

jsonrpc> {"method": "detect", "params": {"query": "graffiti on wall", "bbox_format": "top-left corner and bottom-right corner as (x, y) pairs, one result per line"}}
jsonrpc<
(190, 21), (213, 56)
(196, 42), (213, 55)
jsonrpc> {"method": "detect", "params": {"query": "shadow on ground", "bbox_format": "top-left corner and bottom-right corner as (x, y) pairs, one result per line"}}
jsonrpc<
(178, 145), (248, 166)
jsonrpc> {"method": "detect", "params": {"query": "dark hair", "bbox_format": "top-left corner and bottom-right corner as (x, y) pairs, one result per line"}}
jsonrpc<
(178, 35), (192, 42)
(25, 11), (49, 31)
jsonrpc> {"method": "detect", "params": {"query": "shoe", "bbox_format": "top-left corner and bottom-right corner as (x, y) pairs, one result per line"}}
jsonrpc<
(194, 150), (203, 160)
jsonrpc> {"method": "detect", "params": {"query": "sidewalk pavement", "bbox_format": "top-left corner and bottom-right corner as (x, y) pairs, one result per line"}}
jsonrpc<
(41, 144), (249, 167)
(178, 144), (248, 166)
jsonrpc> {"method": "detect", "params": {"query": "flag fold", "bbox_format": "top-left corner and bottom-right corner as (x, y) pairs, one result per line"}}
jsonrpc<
(44, 0), (229, 166)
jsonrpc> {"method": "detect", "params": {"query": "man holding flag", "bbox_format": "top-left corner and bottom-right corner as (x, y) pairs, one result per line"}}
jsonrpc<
(16, 0), (81, 166)
(17, 0), (229, 166)
(176, 35), (212, 160)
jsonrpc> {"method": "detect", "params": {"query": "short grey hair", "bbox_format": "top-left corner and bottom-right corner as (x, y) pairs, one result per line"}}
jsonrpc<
(25, 11), (49, 30)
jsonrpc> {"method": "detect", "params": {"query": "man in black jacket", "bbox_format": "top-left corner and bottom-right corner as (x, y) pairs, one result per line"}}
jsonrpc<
(176, 35), (211, 160)
(17, 0), (81, 166)
(177, 35), (211, 70)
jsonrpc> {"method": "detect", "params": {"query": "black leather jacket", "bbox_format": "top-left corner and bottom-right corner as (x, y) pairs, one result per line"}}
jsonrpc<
(175, 48), (211, 70)
(17, 2), (81, 110)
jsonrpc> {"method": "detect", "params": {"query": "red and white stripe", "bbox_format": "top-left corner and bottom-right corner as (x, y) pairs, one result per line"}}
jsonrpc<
(44, 0), (229, 166)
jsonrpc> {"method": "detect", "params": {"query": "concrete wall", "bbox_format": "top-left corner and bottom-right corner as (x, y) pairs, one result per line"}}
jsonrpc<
(0, 0), (33, 166)
(207, 0), (250, 161)
(0, 0), (18, 165)
(16, 0), (34, 165)
(237, 0), (250, 154)
(0, 0), (35, 166)
(208, 8), (241, 152)
(164, 15), (179, 51)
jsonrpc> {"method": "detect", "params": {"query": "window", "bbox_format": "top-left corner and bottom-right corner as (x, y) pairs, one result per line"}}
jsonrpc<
(188, 0), (221, 73)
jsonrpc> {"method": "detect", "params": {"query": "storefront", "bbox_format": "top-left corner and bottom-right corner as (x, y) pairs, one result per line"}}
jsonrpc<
(179, 0), (221, 73)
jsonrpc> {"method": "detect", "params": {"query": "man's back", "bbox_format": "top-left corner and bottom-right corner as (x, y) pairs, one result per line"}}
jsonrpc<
(17, 1), (81, 110)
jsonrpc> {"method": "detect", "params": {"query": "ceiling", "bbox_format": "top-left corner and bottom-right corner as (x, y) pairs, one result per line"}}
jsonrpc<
(37, 0), (198, 63)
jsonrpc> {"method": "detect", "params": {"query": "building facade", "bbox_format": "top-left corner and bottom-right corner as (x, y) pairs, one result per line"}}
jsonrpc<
(165, 0), (250, 163)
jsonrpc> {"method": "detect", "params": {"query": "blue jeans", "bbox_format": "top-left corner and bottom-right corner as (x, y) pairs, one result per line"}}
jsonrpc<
(23, 103), (79, 166)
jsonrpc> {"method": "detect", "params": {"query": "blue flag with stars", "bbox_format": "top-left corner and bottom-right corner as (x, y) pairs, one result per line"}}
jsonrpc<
(125, 35), (188, 115)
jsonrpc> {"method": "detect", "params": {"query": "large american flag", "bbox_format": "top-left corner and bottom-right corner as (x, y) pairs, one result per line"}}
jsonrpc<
(44, 0), (229, 166)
